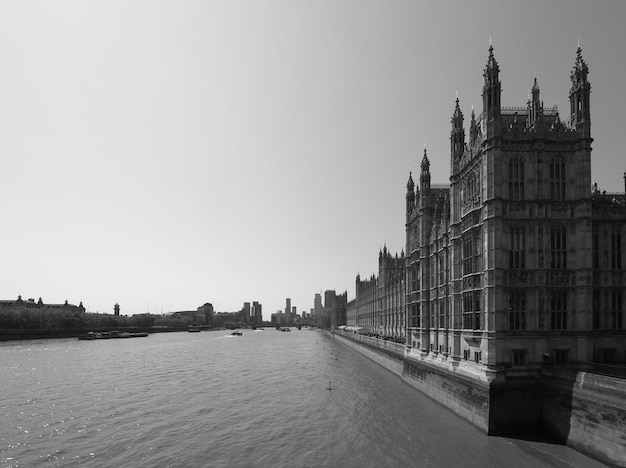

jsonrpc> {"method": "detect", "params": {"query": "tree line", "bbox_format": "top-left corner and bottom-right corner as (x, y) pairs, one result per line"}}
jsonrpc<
(0, 307), (198, 332)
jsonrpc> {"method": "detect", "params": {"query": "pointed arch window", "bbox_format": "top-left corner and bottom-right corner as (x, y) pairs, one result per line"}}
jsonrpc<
(551, 290), (568, 330)
(509, 225), (526, 269)
(611, 226), (622, 270)
(463, 171), (481, 210)
(550, 226), (567, 269)
(609, 291), (623, 330)
(508, 157), (525, 200)
(593, 227), (600, 270)
(462, 233), (480, 276)
(550, 156), (566, 201)
(509, 291), (526, 330)
(463, 291), (481, 330)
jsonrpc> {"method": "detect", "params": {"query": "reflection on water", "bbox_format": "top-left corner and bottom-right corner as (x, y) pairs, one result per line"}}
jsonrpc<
(0, 330), (608, 467)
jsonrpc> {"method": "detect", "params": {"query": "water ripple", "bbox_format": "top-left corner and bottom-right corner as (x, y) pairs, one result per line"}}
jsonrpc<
(0, 331), (608, 468)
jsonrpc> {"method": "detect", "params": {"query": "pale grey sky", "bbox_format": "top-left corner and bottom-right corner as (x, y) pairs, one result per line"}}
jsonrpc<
(1, 1), (625, 318)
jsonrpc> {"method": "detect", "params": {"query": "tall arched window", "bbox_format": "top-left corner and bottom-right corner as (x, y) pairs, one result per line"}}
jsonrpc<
(509, 225), (526, 269)
(550, 156), (566, 201)
(550, 225), (567, 269)
(509, 291), (526, 330)
(611, 226), (622, 270)
(508, 157), (525, 200)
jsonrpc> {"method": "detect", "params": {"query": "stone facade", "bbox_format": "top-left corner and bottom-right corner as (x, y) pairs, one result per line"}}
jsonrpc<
(346, 298), (356, 327)
(405, 46), (626, 383)
(355, 246), (406, 341)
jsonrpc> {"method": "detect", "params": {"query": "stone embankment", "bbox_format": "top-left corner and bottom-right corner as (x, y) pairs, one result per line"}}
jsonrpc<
(333, 330), (626, 468)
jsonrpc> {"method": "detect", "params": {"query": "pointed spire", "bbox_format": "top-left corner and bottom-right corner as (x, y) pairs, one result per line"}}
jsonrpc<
(485, 44), (499, 78)
(421, 147), (430, 171)
(407, 171), (414, 192)
(452, 97), (464, 127)
(482, 44), (501, 125)
(527, 76), (543, 126)
(572, 46), (589, 78)
(420, 147), (431, 192)
(569, 46), (591, 135)
(451, 96), (465, 159)
(406, 170), (416, 215)
(469, 108), (478, 146)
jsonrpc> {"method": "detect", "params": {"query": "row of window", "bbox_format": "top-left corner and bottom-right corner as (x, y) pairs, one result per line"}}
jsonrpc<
(509, 225), (567, 270)
(407, 226), (623, 290)
(507, 156), (566, 200)
(509, 348), (570, 366)
(509, 225), (621, 270)
(593, 227), (623, 270)
(458, 347), (620, 366)
(409, 290), (623, 332)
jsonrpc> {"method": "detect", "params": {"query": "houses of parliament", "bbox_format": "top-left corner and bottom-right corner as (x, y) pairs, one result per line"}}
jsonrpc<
(353, 45), (626, 382)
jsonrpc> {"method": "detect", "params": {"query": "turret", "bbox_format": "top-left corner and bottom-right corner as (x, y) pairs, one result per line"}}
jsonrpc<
(569, 46), (591, 138)
(527, 77), (543, 126)
(406, 171), (416, 215)
(420, 148), (431, 193)
(482, 45), (501, 138)
(450, 97), (465, 160)
(469, 108), (479, 147)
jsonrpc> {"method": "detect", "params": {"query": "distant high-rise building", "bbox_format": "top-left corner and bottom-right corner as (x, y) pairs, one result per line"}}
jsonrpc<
(242, 302), (251, 323)
(252, 301), (262, 324)
(314, 293), (323, 318)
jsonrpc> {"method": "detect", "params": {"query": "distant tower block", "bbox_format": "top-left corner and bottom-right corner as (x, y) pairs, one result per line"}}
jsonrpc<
(114, 303), (120, 316)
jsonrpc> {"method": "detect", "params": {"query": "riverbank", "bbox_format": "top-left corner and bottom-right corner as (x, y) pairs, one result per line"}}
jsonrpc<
(333, 330), (626, 468)
(0, 327), (209, 341)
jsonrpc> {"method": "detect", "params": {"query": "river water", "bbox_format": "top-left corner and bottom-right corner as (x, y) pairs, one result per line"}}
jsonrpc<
(0, 329), (609, 467)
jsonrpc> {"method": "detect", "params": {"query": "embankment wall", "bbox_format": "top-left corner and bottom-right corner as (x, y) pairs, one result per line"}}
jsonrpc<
(333, 333), (403, 376)
(334, 331), (626, 467)
(541, 367), (626, 466)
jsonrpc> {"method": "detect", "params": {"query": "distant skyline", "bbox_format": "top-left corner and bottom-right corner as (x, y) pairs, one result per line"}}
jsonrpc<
(1, 1), (625, 319)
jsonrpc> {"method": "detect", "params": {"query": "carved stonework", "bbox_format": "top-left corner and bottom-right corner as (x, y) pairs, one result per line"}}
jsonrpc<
(550, 271), (569, 286)
(463, 276), (474, 290)
(509, 203), (526, 218)
(510, 271), (528, 286)
(551, 203), (569, 218)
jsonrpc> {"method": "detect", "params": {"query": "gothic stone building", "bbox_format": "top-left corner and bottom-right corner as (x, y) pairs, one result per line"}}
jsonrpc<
(405, 46), (625, 383)
(355, 245), (406, 341)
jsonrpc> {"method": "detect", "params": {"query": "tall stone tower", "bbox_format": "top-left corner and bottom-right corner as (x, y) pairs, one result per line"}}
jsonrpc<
(406, 45), (606, 381)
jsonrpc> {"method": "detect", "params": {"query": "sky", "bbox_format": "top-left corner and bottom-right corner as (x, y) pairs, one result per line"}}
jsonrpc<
(1, 1), (625, 319)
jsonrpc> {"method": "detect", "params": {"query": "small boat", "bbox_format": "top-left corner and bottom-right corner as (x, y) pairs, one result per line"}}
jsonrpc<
(230, 331), (242, 336)
(188, 325), (201, 333)
(326, 381), (334, 391)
